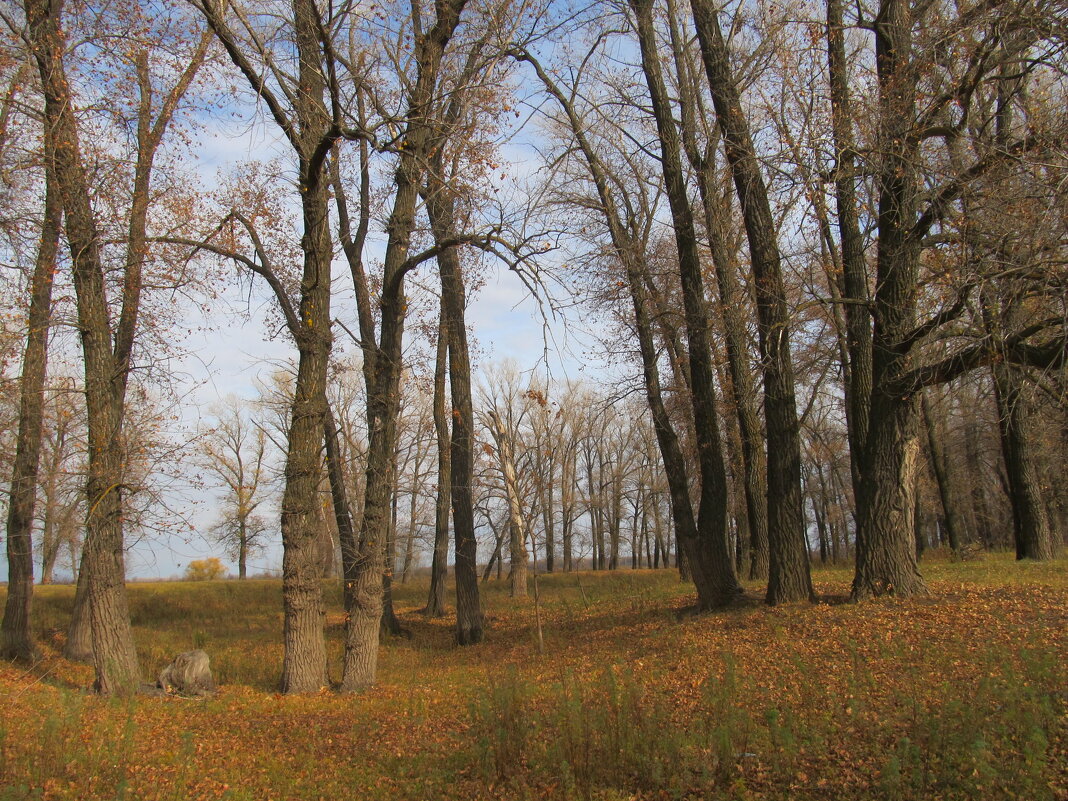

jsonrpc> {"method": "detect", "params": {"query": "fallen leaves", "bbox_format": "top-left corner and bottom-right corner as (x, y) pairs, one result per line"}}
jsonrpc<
(0, 558), (1065, 800)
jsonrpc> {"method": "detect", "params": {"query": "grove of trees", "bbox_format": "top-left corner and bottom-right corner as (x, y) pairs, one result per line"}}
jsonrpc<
(1, 0), (1064, 694)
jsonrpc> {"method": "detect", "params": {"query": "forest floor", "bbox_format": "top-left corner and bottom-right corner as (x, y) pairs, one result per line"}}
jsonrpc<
(1, 552), (1066, 800)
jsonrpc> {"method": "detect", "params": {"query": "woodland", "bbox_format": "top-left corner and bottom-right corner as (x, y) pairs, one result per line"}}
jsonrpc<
(0, 0), (1066, 795)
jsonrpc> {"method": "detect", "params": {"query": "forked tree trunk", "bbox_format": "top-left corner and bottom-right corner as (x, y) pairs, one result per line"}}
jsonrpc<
(339, 0), (472, 687)
(27, 0), (141, 693)
(826, 0), (873, 493)
(664, 0), (768, 581)
(632, 0), (743, 603)
(851, 0), (927, 600)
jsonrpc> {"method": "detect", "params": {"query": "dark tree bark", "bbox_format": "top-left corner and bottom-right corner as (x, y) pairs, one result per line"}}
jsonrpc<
(1, 141), (60, 663)
(963, 410), (996, 548)
(64, 555), (93, 663)
(424, 315), (450, 617)
(631, 0), (742, 602)
(688, 0), (813, 603)
(826, 0), (872, 492)
(380, 452), (407, 636)
(560, 437), (577, 572)
(424, 143), (484, 644)
(665, 0), (768, 581)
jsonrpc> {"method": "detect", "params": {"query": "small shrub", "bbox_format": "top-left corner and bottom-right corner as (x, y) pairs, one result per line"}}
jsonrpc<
(185, 558), (227, 581)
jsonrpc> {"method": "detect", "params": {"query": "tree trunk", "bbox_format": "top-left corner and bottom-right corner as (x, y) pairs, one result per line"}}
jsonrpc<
(425, 315), (450, 617)
(1, 140), (60, 663)
(963, 411), (996, 548)
(826, 0), (872, 493)
(854, 399), (927, 597)
(424, 169), (483, 644)
(851, 0), (927, 600)
(64, 549), (93, 663)
(380, 464), (406, 636)
(541, 469), (555, 573)
(522, 48), (737, 608)
(273, 0), (343, 693)
(632, 0), (745, 604)
(664, 0), (768, 581)
(27, 0), (141, 693)
(341, 0), (471, 683)
(237, 519), (249, 579)
(689, 0), (812, 604)
(921, 391), (964, 552)
(991, 364), (1054, 560)
(608, 476), (622, 571)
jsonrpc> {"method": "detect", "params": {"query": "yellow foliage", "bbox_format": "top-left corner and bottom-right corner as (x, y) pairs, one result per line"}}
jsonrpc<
(184, 557), (227, 581)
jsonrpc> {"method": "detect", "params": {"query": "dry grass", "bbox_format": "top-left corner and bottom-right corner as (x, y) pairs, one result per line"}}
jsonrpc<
(1, 552), (1065, 800)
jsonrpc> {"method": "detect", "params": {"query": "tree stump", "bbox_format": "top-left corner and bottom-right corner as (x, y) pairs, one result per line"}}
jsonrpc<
(157, 650), (216, 696)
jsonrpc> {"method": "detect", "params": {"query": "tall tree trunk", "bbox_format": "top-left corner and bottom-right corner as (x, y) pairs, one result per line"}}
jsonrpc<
(665, 0), (768, 580)
(425, 315), (450, 617)
(1, 144), (60, 663)
(521, 49), (738, 609)
(274, 0), (338, 693)
(425, 147), (483, 645)
(851, 0), (927, 599)
(826, 0), (872, 493)
(341, 0), (471, 684)
(27, 0), (141, 693)
(689, 0), (813, 603)
(631, 0), (743, 604)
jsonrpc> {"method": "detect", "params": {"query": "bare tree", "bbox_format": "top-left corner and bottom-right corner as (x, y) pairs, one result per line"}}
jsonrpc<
(199, 396), (275, 579)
